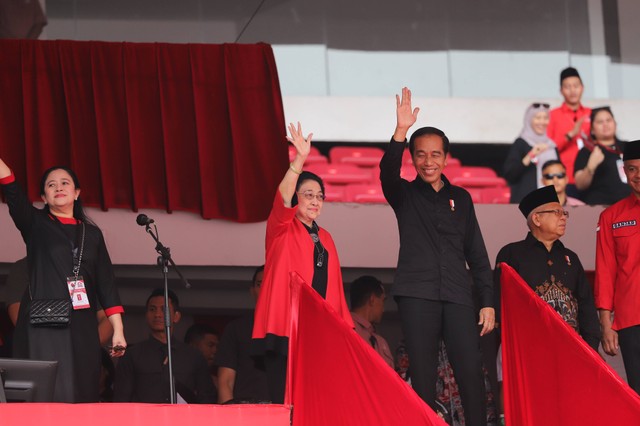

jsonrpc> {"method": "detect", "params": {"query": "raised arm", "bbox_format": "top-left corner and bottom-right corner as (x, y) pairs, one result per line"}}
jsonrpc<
(393, 87), (420, 142)
(0, 157), (11, 179)
(279, 122), (312, 207)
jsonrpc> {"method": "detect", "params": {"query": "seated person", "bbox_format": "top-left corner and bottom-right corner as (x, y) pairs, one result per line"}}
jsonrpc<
(216, 266), (269, 404)
(114, 288), (216, 403)
(503, 103), (558, 203)
(349, 275), (394, 368)
(494, 186), (601, 351)
(540, 160), (584, 207)
(184, 323), (219, 387)
(574, 106), (630, 205)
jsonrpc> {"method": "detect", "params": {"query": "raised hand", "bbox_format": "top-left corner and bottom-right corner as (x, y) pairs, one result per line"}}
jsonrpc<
(393, 87), (420, 142)
(286, 122), (313, 161)
(587, 146), (605, 171)
(569, 116), (586, 139)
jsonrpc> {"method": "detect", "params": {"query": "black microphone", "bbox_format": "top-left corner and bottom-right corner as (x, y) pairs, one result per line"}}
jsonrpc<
(136, 214), (154, 226)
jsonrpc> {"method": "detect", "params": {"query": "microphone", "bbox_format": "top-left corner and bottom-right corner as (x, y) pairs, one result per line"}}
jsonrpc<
(136, 214), (154, 226)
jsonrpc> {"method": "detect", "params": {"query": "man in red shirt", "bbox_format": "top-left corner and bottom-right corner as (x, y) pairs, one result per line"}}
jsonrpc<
(547, 67), (591, 190)
(595, 139), (640, 394)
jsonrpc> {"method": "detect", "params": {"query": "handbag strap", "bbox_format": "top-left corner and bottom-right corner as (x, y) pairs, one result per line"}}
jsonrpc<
(29, 220), (86, 301)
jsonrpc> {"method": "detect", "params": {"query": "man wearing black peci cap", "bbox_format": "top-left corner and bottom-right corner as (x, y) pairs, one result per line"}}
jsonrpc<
(547, 67), (592, 193)
(494, 186), (601, 350)
(595, 140), (640, 394)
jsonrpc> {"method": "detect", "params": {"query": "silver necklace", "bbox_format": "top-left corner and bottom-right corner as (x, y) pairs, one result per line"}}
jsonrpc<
(310, 223), (325, 268)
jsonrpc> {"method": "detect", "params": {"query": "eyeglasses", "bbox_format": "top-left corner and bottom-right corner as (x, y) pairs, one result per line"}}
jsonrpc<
(535, 209), (569, 218)
(298, 191), (326, 202)
(532, 103), (550, 109)
(542, 172), (566, 180)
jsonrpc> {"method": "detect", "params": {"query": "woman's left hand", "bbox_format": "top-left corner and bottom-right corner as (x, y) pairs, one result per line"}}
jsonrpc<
(109, 334), (127, 358)
(286, 122), (313, 160)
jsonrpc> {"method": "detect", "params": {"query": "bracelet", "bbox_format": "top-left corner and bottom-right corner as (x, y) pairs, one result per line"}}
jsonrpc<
(565, 133), (573, 141)
(289, 163), (302, 175)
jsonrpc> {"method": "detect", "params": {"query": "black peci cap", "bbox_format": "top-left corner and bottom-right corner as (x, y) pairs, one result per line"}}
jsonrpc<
(624, 140), (640, 161)
(518, 185), (560, 218)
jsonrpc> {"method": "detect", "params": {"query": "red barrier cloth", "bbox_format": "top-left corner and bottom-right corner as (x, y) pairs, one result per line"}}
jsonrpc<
(500, 263), (640, 425)
(287, 272), (447, 426)
(0, 40), (287, 223)
(0, 403), (290, 426)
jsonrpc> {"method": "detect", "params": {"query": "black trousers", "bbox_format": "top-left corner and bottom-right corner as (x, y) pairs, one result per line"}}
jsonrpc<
(264, 351), (287, 404)
(397, 297), (487, 426)
(618, 325), (640, 394)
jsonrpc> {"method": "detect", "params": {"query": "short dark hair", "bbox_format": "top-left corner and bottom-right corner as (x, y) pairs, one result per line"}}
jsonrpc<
(350, 275), (384, 310)
(184, 323), (218, 345)
(146, 288), (180, 312)
(541, 160), (566, 172)
(409, 127), (450, 156)
(252, 265), (265, 287)
(560, 66), (581, 85)
(291, 171), (325, 207)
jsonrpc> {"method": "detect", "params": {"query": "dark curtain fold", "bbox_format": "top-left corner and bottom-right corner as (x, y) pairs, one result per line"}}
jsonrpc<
(0, 39), (287, 223)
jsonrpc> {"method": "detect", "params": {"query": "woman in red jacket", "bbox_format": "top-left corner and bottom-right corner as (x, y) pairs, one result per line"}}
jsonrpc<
(252, 122), (352, 404)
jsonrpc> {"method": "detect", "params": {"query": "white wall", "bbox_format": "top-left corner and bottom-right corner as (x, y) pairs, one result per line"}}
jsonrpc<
(0, 201), (606, 271)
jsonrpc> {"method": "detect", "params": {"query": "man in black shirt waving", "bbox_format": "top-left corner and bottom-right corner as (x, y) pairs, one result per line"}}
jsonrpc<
(380, 87), (495, 426)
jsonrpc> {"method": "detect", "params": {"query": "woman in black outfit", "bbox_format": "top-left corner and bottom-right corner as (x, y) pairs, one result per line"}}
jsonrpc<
(573, 106), (630, 205)
(0, 158), (126, 402)
(503, 103), (558, 203)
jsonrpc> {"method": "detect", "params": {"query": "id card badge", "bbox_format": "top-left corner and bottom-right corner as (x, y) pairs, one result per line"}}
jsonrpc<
(67, 276), (91, 310)
(617, 158), (628, 183)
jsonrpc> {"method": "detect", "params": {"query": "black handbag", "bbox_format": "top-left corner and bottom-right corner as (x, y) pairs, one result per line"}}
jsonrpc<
(28, 222), (85, 328)
(29, 298), (72, 327)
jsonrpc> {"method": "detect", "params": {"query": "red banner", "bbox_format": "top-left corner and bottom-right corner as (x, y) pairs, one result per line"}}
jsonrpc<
(500, 263), (640, 425)
(287, 272), (446, 426)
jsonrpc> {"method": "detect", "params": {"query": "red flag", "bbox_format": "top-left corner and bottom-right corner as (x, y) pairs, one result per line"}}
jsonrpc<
(500, 263), (640, 425)
(287, 272), (446, 425)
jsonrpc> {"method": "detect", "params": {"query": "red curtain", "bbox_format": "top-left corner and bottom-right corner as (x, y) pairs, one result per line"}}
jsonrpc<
(500, 263), (640, 425)
(0, 40), (287, 223)
(286, 272), (447, 426)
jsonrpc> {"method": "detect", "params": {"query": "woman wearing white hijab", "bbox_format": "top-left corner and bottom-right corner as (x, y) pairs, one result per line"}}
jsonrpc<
(503, 103), (558, 203)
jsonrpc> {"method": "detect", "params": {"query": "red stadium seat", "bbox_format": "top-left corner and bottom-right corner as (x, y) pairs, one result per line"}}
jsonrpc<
(480, 186), (511, 204)
(400, 165), (417, 181)
(329, 146), (385, 168)
(445, 166), (497, 179)
(344, 183), (387, 204)
(402, 149), (413, 166)
(305, 163), (373, 185)
(323, 184), (346, 202)
(445, 166), (505, 188)
(446, 156), (461, 167)
(289, 144), (327, 164)
(466, 188), (483, 204)
(452, 176), (507, 188)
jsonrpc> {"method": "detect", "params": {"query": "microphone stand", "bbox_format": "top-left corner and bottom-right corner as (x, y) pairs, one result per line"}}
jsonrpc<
(142, 222), (191, 404)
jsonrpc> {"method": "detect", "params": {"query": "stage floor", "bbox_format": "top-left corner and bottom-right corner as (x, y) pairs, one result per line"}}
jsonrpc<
(0, 403), (291, 426)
